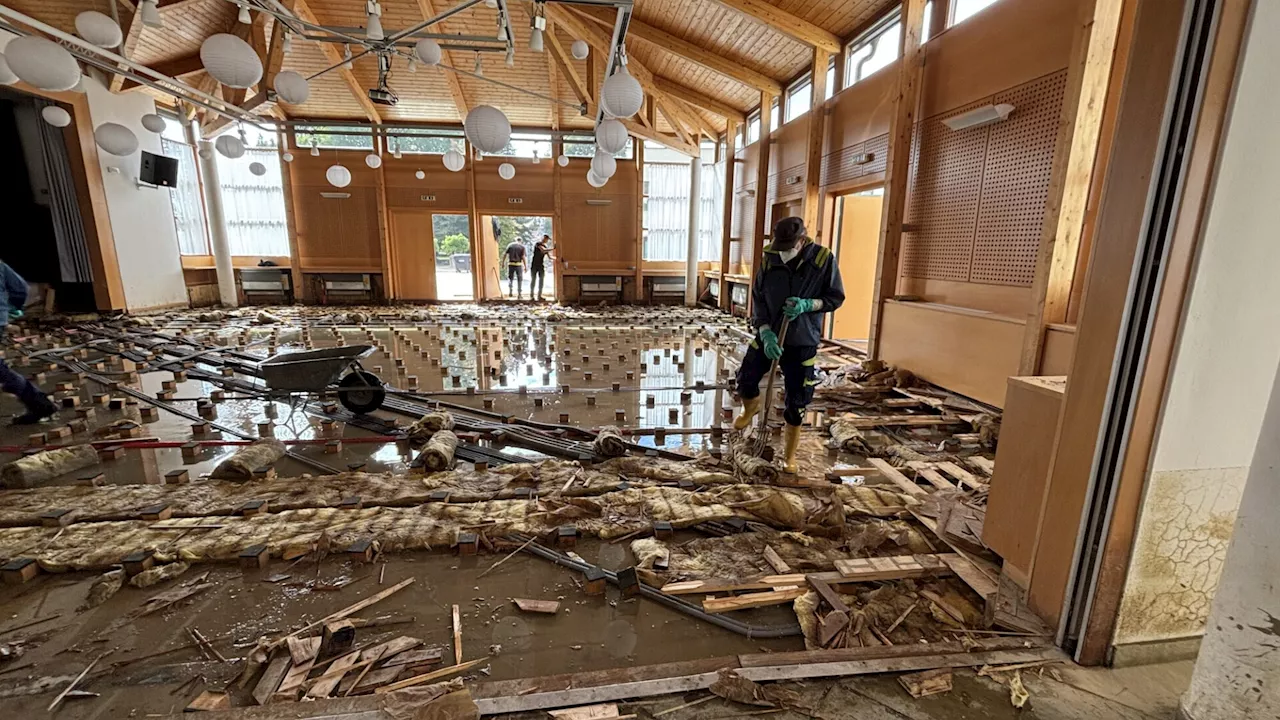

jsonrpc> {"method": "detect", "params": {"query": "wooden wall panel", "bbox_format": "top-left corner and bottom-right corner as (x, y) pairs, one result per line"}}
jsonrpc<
(289, 153), (382, 272)
(558, 161), (640, 272)
(474, 158), (556, 214)
(1040, 323), (1077, 376)
(383, 159), (470, 212)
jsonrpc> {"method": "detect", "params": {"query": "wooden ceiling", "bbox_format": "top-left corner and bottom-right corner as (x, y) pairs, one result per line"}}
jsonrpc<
(7, 0), (897, 142)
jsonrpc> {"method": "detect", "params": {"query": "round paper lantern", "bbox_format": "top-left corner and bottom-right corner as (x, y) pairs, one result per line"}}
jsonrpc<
(595, 118), (628, 154)
(94, 122), (138, 157)
(273, 70), (310, 105)
(140, 113), (166, 134)
(591, 150), (616, 180)
(41, 106), (71, 128)
(198, 145), (214, 160)
(214, 134), (246, 159)
(0, 55), (17, 86)
(282, 151), (294, 163)
(463, 105), (511, 155)
(249, 162), (267, 177)
(5, 36), (82, 92)
(571, 39), (589, 60)
(415, 170), (425, 180)
(442, 149), (465, 172)
(557, 154), (569, 167)
(601, 68), (643, 119)
(498, 162), (515, 180)
(75, 11), (123, 48)
(200, 33), (263, 89)
(415, 38), (442, 66)
(365, 153), (382, 169)
(586, 169), (607, 188)
(326, 164), (352, 188)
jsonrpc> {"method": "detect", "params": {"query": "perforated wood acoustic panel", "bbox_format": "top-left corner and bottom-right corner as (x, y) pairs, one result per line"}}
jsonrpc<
(971, 70), (1069, 285)
(820, 133), (888, 188)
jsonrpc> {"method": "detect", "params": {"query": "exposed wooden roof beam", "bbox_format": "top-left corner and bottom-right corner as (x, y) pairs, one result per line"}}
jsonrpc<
(546, 28), (591, 112)
(652, 77), (745, 123)
(672, 97), (719, 138)
(706, 0), (841, 53)
(621, 117), (698, 156)
(292, 0), (382, 124)
(120, 53), (203, 91)
(657, 99), (695, 146)
(568, 5), (782, 94)
(415, 0), (468, 119)
(203, 8), (295, 137)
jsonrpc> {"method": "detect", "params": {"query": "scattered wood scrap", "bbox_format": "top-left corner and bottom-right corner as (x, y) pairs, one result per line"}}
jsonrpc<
(703, 588), (806, 614)
(762, 545), (791, 574)
(185, 690), (229, 711)
(513, 598), (561, 614)
(899, 668), (952, 698)
(252, 654), (291, 706)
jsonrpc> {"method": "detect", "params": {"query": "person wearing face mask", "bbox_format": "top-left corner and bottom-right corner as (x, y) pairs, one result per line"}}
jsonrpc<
(733, 217), (845, 473)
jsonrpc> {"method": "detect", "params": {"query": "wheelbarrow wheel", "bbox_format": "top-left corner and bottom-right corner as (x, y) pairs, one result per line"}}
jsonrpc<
(338, 371), (385, 414)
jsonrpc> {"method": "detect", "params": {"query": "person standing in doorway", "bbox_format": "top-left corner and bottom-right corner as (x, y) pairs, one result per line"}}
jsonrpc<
(0, 261), (56, 425)
(733, 217), (844, 474)
(504, 240), (527, 300)
(531, 234), (554, 302)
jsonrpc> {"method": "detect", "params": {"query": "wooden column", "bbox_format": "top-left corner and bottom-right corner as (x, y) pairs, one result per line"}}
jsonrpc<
(802, 48), (831, 239)
(466, 141), (483, 300)
(866, 0), (926, 360)
(551, 136), (564, 302)
(1018, 0), (1125, 374)
(719, 120), (737, 311)
(634, 134), (645, 303)
(748, 89), (775, 304)
(276, 130), (303, 300)
(376, 162), (394, 300)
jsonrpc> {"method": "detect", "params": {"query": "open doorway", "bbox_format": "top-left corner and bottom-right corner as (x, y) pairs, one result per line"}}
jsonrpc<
(483, 215), (554, 301)
(432, 214), (473, 301)
(827, 188), (884, 348)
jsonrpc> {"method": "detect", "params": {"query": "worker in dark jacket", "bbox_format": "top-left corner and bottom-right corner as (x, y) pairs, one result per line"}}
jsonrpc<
(734, 217), (845, 473)
(0, 262), (56, 425)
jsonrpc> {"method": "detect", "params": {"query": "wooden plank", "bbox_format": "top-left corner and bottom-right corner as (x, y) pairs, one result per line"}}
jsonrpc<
(702, 587), (806, 613)
(270, 578), (414, 651)
(806, 575), (849, 612)
(362, 636), (423, 662)
(375, 657), (488, 694)
(832, 554), (951, 580)
(382, 647), (443, 668)
(899, 668), (953, 698)
(818, 610), (850, 647)
(914, 466), (956, 492)
(703, 0), (841, 52)
(548, 703), (622, 719)
(936, 461), (983, 490)
(736, 637), (1046, 669)
(287, 636), (321, 665)
(662, 555), (956, 596)
(844, 415), (960, 429)
(654, 78), (746, 123)
(306, 651), (360, 699)
(762, 546), (791, 574)
(452, 603), (463, 665)
(662, 573), (807, 595)
(252, 654), (291, 705)
(748, 87), (774, 301)
(939, 554), (999, 602)
(968, 456), (996, 475)
(736, 648), (1062, 683)
(274, 654), (318, 700)
(802, 47), (830, 235)
(185, 690), (230, 711)
(868, 458), (927, 497)
(513, 598), (561, 614)
(867, 0), (926, 360)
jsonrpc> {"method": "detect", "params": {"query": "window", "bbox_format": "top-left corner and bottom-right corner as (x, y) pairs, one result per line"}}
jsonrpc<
(736, 124), (746, 149)
(845, 10), (902, 87)
(388, 130), (464, 155)
(825, 59), (836, 100)
(161, 137), (209, 256)
(563, 135), (597, 157)
(922, 0), (936, 40)
(952, 0), (1000, 26)
(215, 139), (290, 256)
(747, 112), (761, 144)
(488, 132), (552, 159)
(293, 125), (374, 150)
(641, 160), (723, 262)
(786, 77), (812, 123)
(769, 99), (779, 130)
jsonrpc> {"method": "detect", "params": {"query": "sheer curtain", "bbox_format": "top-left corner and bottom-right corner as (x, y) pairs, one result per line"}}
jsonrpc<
(643, 162), (691, 261)
(215, 148), (290, 256)
(161, 138), (209, 255)
(698, 161), (723, 262)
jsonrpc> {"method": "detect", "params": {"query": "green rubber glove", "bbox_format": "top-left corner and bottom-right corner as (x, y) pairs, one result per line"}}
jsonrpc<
(783, 297), (816, 320)
(7, 310), (22, 321)
(758, 327), (783, 361)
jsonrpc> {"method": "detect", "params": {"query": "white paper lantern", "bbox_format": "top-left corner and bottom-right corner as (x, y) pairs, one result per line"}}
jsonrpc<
(5, 36), (82, 92)
(586, 169), (607, 188)
(76, 11), (123, 48)
(415, 170), (425, 180)
(595, 118), (628, 154)
(591, 150), (617, 180)
(282, 152), (294, 163)
(214, 134), (246, 159)
(198, 145), (214, 160)
(94, 123), (138, 157)
(272, 70), (310, 105)
(415, 38), (442, 66)
(249, 162), (267, 176)
(326, 164), (352, 188)
(571, 39), (589, 60)
(140, 113), (166, 134)
(0, 55), (17, 86)
(557, 154), (569, 168)
(601, 68), (643, 119)
(442, 149), (466, 172)
(41, 106), (71, 128)
(463, 105), (511, 155)
(365, 153), (382, 169)
(498, 162), (515, 180)
(200, 33), (262, 89)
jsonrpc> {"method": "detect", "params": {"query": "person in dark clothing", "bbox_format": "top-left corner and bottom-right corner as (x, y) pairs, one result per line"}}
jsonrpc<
(734, 217), (845, 473)
(504, 241), (527, 299)
(531, 235), (554, 301)
(0, 262), (57, 425)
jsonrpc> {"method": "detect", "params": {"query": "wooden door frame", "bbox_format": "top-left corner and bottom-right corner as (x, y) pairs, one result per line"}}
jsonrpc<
(476, 211), (557, 301)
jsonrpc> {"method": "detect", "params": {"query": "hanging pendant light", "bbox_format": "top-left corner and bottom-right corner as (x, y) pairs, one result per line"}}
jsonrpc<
(473, 52), (483, 77)
(282, 31), (292, 54)
(310, 140), (320, 157)
(342, 44), (353, 70)
(140, 0), (162, 28)
(571, 39), (589, 60)
(408, 57), (418, 73)
(75, 11), (124, 49)
(237, 3), (252, 24)
(365, 0), (384, 41)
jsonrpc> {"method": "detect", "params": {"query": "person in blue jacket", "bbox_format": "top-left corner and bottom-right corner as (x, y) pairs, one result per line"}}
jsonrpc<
(734, 217), (845, 473)
(0, 262), (56, 424)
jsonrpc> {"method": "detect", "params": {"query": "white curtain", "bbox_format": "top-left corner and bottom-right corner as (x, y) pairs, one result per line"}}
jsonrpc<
(643, 162), (691, 261)
(162, 138), (209, 255)
(699, 161), (724, 262)
(215, 148), (290, 256)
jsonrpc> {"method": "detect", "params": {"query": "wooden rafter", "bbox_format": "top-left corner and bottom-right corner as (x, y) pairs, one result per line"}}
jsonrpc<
(546, 31), (559, 130)
(672, 97), (719, 138)
(801, 47), (829, 235)
(657, 99), (695, 147)
(415, 0), (468, 119)
(120, 53), (203, 92)
(546, 28), (592, 112)
(292, 0), (381, 123)
(705, 0), (841, 53)
(110, 0), (202, 92)
(568, 5), (781, 94)
(203, 5), (294, 137)
(653, 77), (745, 123)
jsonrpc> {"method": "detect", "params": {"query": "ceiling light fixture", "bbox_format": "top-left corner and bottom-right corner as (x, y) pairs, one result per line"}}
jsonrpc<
(473, 52), (483, 76)
(365, 0), (384, 42)
(237, 3), (252, 24)
(342, 44), (353, 70)
(529, 2), (545, 52)
(139, 0), (162, 28)
(408, 57), (417, 73)
(282, 30), (292, 53)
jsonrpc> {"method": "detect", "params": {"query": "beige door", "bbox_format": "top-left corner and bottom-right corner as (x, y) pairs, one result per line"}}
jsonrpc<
(390, 210), (437, 300)
(831, 193), (883, 340)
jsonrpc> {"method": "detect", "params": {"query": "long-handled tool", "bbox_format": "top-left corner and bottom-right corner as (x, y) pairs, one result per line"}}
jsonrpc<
(750, 316), (790, 456)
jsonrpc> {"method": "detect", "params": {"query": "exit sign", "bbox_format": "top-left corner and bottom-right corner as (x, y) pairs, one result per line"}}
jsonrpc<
(508, 197), (523, 204)
(420, 194), (436, 202)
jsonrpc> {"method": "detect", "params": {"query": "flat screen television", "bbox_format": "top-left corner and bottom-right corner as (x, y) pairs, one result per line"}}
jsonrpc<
(140, 150), (179, 187)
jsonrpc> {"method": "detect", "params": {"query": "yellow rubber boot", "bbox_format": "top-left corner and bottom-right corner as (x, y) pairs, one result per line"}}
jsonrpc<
(733, 395), (763, 431)
(782, 424), (802, 474)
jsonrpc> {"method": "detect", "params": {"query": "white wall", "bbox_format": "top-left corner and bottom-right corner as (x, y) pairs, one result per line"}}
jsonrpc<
(1113, 0), (1280, 650)
(83, 76), (186, 312)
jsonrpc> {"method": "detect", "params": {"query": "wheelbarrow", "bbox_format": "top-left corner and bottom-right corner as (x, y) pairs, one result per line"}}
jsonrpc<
(257, 345), (385, 414)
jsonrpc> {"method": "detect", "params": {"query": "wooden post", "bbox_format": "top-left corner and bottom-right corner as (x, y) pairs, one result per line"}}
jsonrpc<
(552, 136), (564, 302)
(748, 89), (775, 317)
(376, 161), (394, 300)
(802, 48), (831, 239)
(1018, 0), (1125, 374)
(466, 141), (483, 300)
(276, 129), (304, 300)
(719, 120), (737, 311)
(634, 133), (646, 303)
(866, 0), (926, 360)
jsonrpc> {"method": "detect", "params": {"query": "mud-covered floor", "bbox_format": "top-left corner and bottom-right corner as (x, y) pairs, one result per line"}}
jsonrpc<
(0, 304), (1191, 718)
